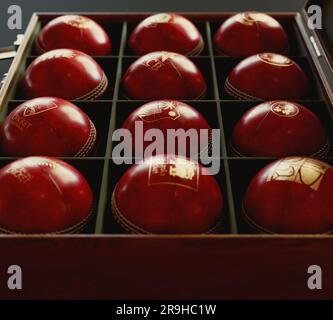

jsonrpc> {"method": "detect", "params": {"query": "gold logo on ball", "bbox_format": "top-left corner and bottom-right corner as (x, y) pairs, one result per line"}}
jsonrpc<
(11, 114), (32, 131)
(237, 12), (272, 25)
(236, 12), (280, 28)
(271, 101), (299, 117)
(144, 52), (179, 71)
(148, 156), (199, 191)
(37, 50), (76, 63)
(7, 167), (33, 184)
(65, 16), (92, 29)
(258, 53), (293, 66)
(146, 13), (172, 28)
(138, 101), (181, 122)
(267, 157), (328, 191)
(23, 102), (58, 117)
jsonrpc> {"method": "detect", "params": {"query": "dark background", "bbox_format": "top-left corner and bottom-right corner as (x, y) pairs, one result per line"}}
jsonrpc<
(0, 0), (307, 77)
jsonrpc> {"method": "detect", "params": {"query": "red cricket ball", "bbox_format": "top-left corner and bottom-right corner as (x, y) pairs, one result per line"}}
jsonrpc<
(36, 15), (112, 55)
(0, 97), (97, 157)
(214, 12), (289, 57)
(21, 49), (108, 100)
(112, 155), (223, 234)
(122, 51), (206, 100)
(129, 13), (204, 56)
(225, 53), (309, 100)
(0, 156), (93, 234)
(231, 101), (328, 157)
(121, 100), (211, 157)
(243, 157), (333, 234)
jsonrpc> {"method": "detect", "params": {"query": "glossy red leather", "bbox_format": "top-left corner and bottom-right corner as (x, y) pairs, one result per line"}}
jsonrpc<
(129, 13), (204, 56)
(226, 53), (309, 100)
(231, 101), (328, 157)
(214, 12), (289, 57)
(36, 15), (112, 56)
(112, 155), (223, 234)
(0, 157), (93, 234)
(122, 51), (206, 100)
(21, 49), (108, 100)
(0, 97), (97, 157)
(121, 100), (211, 157)
(243, 157), (333, 234)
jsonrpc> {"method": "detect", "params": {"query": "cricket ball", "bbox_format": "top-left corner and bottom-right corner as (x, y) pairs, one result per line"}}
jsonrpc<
(225, 53), (309, 100)
(128, 13), (204, 56)
(21, 49), (108, 100)
(122, 51), (206, 100)
(0, 97), (97, 157)
(231, 101), (329, 157)
(243, 157), (333, 234)
(0, 156), (93, 234)
(36, 15), (112, 55)
(112, 155), (223, 234)
(214, 12), (289, 57)
(121, 100), (211, 157)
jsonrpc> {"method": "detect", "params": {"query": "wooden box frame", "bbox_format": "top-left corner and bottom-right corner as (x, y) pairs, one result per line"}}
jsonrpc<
(0, 4), (333, 300)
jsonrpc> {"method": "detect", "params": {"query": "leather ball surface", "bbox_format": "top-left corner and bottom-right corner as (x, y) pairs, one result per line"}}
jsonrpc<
(231, 101), (328, 157)
(36, 15), (112, 55)
(225, 53), (309, 100)
(243, 157), (333, 234)
(0, 97), (97, 157)
(0, 157), (94, 234)
(214, 12), (289, 57)
(129, 13), (204, 56)
(21, 49), (108, 100)
(121, 100), (211, 157)
(122, 51), (206, 100)
(112, 155), (223, 234)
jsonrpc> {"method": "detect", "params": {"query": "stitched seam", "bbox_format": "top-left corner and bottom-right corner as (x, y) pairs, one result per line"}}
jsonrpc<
(75, 119), (97, 157)
(112, 185), (221, 235)
(0, 211), (93, 235)
(230, 140), (330, 158)
(186, 38), (204, 56)
(225, 78), (262, 100)
(111, 188), (150, 234)
(75, 73), (108, 100)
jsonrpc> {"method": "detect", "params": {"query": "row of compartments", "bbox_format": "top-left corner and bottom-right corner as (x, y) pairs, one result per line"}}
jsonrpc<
(1, 156), (329, 235)
(4, 99), (333, 158)
(15, 56), (324, 101)
(33, 17), (309, 58)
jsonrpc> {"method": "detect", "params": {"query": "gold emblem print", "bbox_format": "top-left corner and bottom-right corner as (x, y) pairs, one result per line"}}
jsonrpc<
(144, 58), (163, 71)
(146, 13), (172, 28)
(65, 16), (93, 29)
(7, 167), (33, 184)
(138, 101), (180, 122)
(36, 50), (76, 63)
(267, 158), (328, 191)
(148, 156), (199, 191)
(258, 53), (293, 67)
(23, 102), (58, 117)
(237, 12), (274, 26)
(237, 12), (259, 25)
(169, 160), (196, 180)
(144, 52), (179, 71)
(271, 101), (299, 117)
(10, 114), (32, 131)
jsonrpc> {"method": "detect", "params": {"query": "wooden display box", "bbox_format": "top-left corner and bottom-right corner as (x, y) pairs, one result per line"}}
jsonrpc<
(0, 0), (332, 299)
